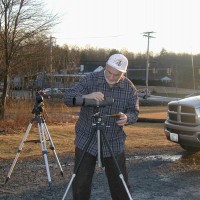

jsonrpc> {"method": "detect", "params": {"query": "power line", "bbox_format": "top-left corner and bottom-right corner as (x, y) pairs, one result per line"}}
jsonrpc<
(54, 34), (124, 40)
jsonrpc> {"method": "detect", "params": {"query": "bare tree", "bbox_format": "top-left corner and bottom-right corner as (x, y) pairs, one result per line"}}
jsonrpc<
(0, 0), (59, 118)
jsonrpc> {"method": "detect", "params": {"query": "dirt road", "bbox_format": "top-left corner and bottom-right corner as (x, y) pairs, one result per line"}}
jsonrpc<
(1, 143), (200, 200)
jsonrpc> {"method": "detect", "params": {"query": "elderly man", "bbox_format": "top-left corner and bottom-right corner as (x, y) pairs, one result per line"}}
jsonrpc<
(64, 54), (139, 200)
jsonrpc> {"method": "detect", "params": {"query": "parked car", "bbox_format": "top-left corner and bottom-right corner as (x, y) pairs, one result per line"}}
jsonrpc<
(137, 88), (151, 99)
(39, 88), (63, 99)
(164, 95), (200, 152)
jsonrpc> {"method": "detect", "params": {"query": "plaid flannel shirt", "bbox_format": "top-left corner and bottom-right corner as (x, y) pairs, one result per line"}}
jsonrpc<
(64, 69), (139, 157)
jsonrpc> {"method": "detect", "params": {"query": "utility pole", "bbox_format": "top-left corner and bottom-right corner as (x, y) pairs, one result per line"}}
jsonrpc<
(49, 36), (56, 91)
(191, 53), (196, 92)
(142, 31), (155, 95)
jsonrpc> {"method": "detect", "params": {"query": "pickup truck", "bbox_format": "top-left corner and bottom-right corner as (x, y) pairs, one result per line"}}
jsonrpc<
(164, 95), (200, 152)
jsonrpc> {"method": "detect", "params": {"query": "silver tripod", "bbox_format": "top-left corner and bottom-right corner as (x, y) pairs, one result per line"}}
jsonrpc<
(5, 93), (63, 189)
(62, 111), (133, 200)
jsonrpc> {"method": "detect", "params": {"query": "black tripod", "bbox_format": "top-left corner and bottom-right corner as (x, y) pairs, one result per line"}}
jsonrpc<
(62, 110), (133, 200)
(5, 93), (63, 189)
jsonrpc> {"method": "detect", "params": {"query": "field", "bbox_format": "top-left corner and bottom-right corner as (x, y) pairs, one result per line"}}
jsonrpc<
(0, 99), (171, 159)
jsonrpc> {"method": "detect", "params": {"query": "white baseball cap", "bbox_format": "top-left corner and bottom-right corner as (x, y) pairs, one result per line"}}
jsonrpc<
(106, 54), (128, 73)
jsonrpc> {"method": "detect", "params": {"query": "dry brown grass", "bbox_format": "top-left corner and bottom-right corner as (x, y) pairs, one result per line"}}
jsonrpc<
(0, 99), (173, 159)
(138, 106), (168, 119)
(0, 124), (75, 159)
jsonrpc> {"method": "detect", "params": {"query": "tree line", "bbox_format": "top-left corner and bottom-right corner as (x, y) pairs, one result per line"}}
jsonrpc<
(0, 0), (200, 119)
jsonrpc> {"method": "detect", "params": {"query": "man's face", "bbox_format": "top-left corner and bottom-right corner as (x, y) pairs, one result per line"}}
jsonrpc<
(104, 65), (124, 85)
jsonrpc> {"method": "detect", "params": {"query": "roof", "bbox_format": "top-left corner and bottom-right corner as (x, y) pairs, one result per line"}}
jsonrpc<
(161, 76), (172, 81)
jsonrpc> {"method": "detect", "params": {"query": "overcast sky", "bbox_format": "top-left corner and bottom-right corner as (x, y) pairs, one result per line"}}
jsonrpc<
(44, 0), (200, 54)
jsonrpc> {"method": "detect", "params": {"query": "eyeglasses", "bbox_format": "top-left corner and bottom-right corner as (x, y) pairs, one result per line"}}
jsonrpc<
(104, 68), (122, 79)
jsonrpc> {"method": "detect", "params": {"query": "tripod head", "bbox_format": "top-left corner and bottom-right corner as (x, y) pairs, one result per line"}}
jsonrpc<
(32, 92), (45, 115)
(92, 111), (121, 129)
(93, 112), (121, 120)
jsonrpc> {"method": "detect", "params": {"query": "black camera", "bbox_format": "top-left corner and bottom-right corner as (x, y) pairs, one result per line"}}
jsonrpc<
(73, 97), (114, 107)
(35, 92), (44, 104)
(32, 92), (44, 115)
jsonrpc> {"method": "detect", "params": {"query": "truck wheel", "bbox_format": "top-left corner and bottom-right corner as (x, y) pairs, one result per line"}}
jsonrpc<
(180, 144), (200, 152)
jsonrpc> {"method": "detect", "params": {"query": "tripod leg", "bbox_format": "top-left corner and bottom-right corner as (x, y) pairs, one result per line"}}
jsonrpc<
(42, 122), (64, 176)
(101, 131), (133, 200)
(5, 121), (33, 184)
(62, 174), (75, 200)
(62, 131), (96, 200)
(37, 121), (52, 189)
(97, 129), (102, 167)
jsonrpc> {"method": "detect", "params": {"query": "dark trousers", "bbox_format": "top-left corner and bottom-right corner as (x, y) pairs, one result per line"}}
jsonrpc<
(72, 147), (130, 200)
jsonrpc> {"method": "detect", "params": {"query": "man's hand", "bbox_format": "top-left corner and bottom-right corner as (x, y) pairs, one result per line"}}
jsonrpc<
(116, 112), (128, 126)
(82, 92), (104, 101)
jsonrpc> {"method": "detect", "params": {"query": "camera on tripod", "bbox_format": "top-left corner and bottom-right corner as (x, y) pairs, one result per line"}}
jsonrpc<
(32, 92), (45, 115)
(73, 97), (114, 107)
(5, 92), (63, 188)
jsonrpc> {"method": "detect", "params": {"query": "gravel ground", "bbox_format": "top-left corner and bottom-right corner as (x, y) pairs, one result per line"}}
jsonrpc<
(1, 145), (200, 200)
